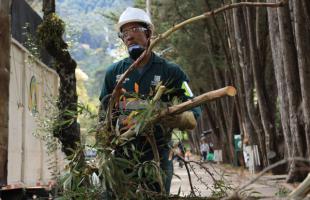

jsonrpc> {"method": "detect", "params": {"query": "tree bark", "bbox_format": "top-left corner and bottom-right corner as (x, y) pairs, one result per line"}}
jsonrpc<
(0, 4), (10, 185)
(302, 0), (310, 26)
(206, 49), (235, 163)
(41, 0), (80, 156)
(292, 0), (310, 160)
(233, 4), (268, 167)
(203, 2), (237, 164)
(267, 0), (292, 166)
(221, 2), (256, 165)
(278, 3), (306, 182)
(245, 5), (277, 165)
(226, 9), (257, 147)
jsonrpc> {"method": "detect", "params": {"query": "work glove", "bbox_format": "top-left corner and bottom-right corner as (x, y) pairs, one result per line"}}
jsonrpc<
(161, 111), (197, 130)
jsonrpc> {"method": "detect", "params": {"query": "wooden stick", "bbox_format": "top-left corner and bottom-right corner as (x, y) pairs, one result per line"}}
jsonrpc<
(161, 86), (237, 116)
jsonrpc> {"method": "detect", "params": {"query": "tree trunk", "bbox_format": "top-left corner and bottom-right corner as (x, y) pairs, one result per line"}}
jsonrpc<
(302, 0), (310, 26)
(245, 6), (277, 165)
(41, 0), (80, 156)
(292, 0), (310, 160)
(267, 1), (292, 173)
(208, 57), (234, 163)
(277, 3), (306, 182)
(0, 3), (11, 185)
(227, 11), (257, 147)
(202, 2), (236, 164)
(233, 4), (268, 167)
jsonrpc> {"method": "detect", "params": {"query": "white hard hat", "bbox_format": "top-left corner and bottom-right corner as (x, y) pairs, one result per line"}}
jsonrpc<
(116, 7), (154, 32)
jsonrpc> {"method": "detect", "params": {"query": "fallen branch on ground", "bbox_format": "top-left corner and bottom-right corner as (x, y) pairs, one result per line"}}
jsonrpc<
(224, 157), (310, 199)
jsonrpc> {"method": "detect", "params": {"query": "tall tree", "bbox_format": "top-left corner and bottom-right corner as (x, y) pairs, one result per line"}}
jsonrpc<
(39, 0), (80, 156)
(267, 0), (292, 167)
(277, 2), (306, 182)
(232, 4), (268, 167)
(245, 6), (277, 165)
(0, 0), (11, 185)
(292, 0), (310, 160)
(266, 0), (310, 182)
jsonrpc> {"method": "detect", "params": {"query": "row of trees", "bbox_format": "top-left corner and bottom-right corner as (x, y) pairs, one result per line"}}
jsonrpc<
(146, 0), (310, 182)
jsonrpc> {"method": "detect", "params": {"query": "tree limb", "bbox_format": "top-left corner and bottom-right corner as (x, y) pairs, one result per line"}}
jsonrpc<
(118, 86), (237, 143)
(288, 173), (310, 199)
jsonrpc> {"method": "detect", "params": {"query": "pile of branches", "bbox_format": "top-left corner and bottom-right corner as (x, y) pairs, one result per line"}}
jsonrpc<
(55, 85), (237, 200)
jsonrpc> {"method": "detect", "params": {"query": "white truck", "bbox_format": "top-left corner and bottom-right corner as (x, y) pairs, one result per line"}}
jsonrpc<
(0, 38), (64, 200)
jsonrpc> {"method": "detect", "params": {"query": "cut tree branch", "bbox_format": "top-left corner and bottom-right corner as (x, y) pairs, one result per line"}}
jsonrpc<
(118, 86), (237, 143)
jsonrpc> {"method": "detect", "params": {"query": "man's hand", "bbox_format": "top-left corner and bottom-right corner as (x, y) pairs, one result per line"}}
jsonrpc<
(161, 111), (197, 130)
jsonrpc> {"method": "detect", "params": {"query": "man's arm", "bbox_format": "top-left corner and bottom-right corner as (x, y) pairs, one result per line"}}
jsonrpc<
(162, 63), (201, 130)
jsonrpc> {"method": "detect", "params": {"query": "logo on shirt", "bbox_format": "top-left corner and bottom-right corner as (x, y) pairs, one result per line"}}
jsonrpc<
(151, 75), (161, 86)
(116, 74), (129, 83)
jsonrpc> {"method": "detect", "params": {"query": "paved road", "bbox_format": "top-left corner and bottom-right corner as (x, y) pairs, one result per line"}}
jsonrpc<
(170, 161), (288, 199)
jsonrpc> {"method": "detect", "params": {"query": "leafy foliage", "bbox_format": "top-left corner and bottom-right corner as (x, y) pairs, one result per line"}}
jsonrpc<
(274, 186), (290, 197)
(37, 13), (66, 52)
(34, 95), (62, 180)
(22, 22), (41, 61)
(36, 86), (234, 199)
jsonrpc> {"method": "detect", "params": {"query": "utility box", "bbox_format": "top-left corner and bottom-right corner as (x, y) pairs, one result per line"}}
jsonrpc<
(234, 135), (241, 151)
(233, 135), (242, 166)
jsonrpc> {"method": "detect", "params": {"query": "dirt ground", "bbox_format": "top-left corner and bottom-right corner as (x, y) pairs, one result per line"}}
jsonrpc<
(170, 160), (292, 199)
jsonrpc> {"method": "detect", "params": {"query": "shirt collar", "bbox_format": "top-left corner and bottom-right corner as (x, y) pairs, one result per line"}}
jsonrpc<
(124, 52), (164, 65)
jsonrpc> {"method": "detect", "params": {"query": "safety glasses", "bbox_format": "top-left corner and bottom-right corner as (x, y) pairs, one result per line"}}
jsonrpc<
(118, 27), (148, 39)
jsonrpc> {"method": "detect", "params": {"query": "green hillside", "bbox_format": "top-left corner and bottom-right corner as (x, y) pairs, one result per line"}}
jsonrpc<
(56, 0), (133, 99)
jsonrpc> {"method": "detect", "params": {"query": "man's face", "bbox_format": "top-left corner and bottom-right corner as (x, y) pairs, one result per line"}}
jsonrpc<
(120, 22), (149, 48)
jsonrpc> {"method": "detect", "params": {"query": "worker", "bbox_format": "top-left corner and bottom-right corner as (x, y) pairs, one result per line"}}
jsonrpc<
(99, 7), (201, 195)
(200, 139), (210, 161)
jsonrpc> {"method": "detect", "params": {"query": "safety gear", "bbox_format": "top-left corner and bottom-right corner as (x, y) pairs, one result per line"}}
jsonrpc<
(116, 7), (154, 32)
(161, 111), (197, 131)
(118, 27), (148, 39)
(128, 44), (145, 60)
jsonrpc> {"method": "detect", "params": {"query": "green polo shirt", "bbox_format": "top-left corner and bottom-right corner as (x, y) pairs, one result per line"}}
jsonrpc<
(99, 53), (201, 156)
(100, 53), (200, 116)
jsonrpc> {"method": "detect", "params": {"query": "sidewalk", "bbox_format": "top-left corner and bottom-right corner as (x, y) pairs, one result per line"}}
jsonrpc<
(170, 160), (291, 199)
